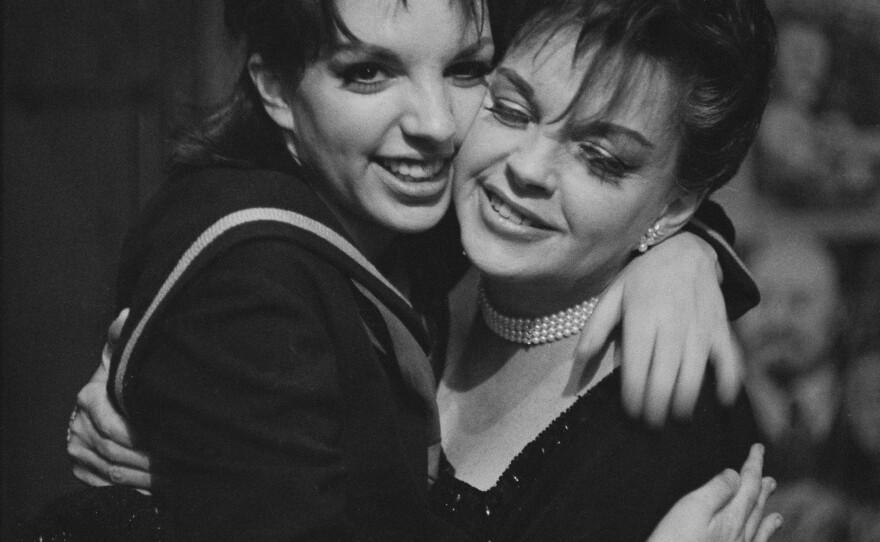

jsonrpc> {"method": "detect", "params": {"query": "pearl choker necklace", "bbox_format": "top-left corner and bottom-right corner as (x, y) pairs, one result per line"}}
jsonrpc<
(478, 283), (599, 345)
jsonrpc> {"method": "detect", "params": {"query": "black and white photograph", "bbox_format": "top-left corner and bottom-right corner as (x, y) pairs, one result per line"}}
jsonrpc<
(3, 0), (879, 540)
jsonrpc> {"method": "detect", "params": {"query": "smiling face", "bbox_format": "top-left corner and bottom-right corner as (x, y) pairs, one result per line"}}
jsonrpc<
(258, 0), (493, 247)
(454, 31), (696, 314)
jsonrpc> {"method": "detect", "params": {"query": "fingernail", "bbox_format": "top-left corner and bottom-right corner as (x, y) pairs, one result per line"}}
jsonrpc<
(756, 443), (764, 455)
(775, 514), (784, 528)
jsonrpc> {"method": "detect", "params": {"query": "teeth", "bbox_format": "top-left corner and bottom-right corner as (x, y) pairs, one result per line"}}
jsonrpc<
(488, 192), (533, 227)
(379, 158), (445, 180)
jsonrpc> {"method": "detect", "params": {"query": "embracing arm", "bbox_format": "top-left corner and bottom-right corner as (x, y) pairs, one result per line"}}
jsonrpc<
(67, 309), (154, 490)
(578, 200), (757, 426)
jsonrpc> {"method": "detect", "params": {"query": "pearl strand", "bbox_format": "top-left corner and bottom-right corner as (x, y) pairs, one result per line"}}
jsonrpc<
(478, 282), (599, 345)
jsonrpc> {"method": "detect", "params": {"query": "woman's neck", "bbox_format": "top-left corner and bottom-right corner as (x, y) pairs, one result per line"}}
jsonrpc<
(479, 275), (608, 318)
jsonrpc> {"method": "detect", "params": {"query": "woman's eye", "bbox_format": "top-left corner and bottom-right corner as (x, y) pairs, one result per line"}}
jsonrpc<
(340, 63), (393, 93)
(579, 143), (628, 182)
(447, 60), (493, 88)
(486, 97), (532, 128)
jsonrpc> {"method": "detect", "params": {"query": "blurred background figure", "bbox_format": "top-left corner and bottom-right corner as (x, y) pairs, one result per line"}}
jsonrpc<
(837, 352), (880, 505)
(754, 16), (880, 208)
(831, 247), (880, 508)
(736, 230), (845, 482)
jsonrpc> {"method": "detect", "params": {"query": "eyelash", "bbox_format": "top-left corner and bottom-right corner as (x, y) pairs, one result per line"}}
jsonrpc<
(579, 142), (629, 182)
(486, 97), (533, 128)
(339, 58), (493, 94)
(340, 62), (393, 93)
(446, 60), (493, 88)
(486, 93), (631, 183)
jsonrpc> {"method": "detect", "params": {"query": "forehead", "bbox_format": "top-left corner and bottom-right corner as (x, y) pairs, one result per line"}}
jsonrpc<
(502, 29), (676, 133)
(334, 0), (484, 54)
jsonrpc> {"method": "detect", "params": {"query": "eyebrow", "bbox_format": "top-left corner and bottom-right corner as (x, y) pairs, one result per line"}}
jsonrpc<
(494, 67), (535, 103)
(567, 120), (654, 149)
(330, 43), (403, 67)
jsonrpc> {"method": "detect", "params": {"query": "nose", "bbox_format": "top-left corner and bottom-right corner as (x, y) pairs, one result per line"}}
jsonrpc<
(505, 131), (558, 196)
(400, 80), (457, 149)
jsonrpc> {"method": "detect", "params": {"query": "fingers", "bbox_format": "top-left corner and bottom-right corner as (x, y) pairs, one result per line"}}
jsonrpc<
(68, 412), (154, 489)
(728, 443), (765, 533)
(70, 440), (153, 488)
(744, 476), (777, 541)
(710, 323), (745, 406)
(577, 282), (623, 364)
(620, 315), (655, 420)
(107, 308), (130, 346)
(643, 328), (683, 428)
(671, 327), (710, 421)
(689, 468), (742, 513)
(753, 513), (783, 542)
(74, 402), (150, 469)
(76, 382), (137, 449)
(69, 431), (114, 486)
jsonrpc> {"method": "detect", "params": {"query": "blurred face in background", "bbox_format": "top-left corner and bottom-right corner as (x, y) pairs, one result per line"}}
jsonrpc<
(736, 237), (841, 380)
(776, 21), (831, 109)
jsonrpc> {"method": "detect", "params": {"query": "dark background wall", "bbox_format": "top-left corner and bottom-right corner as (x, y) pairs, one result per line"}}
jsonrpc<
(2, 2), (240, 537)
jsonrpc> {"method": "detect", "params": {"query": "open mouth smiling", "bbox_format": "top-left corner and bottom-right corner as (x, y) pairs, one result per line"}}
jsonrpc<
(484, 186), (554, 230)
(376, 157), (448, 183)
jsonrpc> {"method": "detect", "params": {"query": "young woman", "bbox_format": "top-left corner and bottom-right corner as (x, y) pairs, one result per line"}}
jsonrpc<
(56, 0), (769, 540)
(431, 0), (777, 540)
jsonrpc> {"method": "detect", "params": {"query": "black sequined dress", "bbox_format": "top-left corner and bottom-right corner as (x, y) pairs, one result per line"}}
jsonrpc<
(429, 370), (759, 542)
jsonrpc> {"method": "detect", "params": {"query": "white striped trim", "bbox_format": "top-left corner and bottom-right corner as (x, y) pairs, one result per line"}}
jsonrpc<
(114, 207), (410, 413)
(689, 217), (756, 286)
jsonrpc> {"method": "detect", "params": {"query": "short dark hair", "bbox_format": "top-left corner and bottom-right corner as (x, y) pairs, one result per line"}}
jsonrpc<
(173, 0), (484, 173)
(506, 0), (777, 195)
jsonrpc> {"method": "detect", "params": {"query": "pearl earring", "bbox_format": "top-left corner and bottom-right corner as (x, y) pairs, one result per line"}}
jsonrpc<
(637, 223), (664, 253)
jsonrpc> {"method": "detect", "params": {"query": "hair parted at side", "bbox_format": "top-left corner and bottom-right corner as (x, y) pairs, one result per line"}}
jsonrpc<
(173, 0), (484, 173)
(506, 0), (777, 196)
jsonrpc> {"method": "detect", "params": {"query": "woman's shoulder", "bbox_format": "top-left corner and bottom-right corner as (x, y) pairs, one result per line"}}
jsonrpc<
(116, 166), (343, 305)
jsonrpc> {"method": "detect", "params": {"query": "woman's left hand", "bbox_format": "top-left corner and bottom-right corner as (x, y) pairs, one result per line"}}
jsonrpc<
(647, 444), (782, 542)
(576, 232), (743, 427)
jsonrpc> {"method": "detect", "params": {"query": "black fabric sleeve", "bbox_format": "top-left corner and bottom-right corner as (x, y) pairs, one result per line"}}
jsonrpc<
(126, 239), (353, 541)
(685, 199), (760, 320)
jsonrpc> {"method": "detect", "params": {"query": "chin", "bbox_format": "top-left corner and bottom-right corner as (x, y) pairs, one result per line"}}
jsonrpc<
(462, 232), (531, 280)
(381, 201), (450, 234)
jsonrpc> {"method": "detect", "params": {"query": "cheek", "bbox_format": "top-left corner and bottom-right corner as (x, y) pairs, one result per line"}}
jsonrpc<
(298, 91), (396, 158)
(450, 86), (489, 140)
(456, 118), (515, 181)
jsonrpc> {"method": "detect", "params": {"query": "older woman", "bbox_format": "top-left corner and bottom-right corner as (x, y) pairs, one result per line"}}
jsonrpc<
(431, 0), (777, 540)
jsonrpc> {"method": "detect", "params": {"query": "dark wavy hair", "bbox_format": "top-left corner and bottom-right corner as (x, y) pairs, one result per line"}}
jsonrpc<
(172, 0), (485, 173)
(505, 0), (777, 195)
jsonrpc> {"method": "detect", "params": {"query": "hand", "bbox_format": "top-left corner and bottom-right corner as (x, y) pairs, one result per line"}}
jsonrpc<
(67, 309), (154, 491)
(577, 232), (744, 427)
(647, 444), (782, 542)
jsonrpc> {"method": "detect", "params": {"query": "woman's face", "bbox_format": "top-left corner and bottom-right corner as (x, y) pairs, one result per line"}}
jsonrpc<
(282, 0), (493, 237)
(454, 33), (684, 311)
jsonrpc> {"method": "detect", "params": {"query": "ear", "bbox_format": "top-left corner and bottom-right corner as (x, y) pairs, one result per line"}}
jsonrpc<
(248, 54), (295, 132)
(656, 188), (705, 238)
